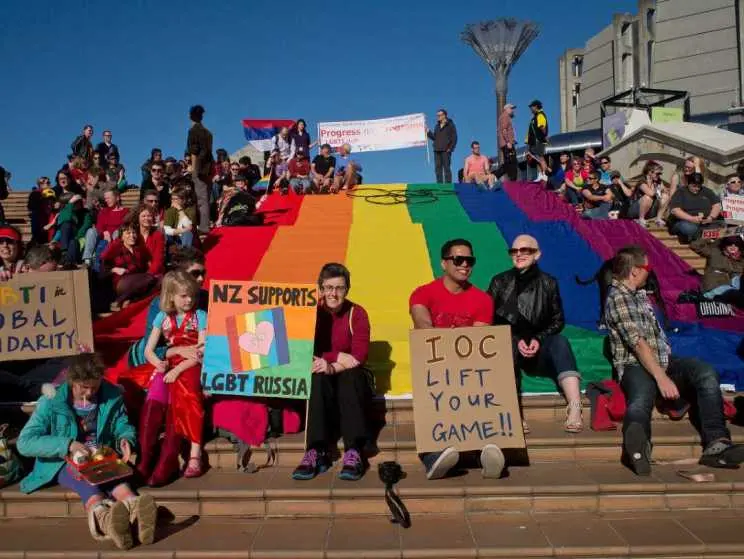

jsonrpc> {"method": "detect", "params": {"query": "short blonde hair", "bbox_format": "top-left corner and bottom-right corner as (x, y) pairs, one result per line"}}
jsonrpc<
(160, 269), (200, 313)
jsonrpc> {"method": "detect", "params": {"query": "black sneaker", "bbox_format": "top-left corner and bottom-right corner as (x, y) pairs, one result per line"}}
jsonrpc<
(699, 440), (744, 469)
(622, 423), (652, 476)
(292, 449), (330, 480)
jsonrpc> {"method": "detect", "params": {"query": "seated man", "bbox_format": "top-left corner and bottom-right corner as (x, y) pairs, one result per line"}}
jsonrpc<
(581, 171), (614, 220)
(488, 235), (583, 434)
(332, 143), (362, 193)
(668, 172), (722, 242)
(690, 235), (744, 307)
(462, 141), (495, 188)
(312, 144), (336, 193)
(604, 245), (744, 475)
(288, 148), (312, 194)
(409, 238), (504, 480)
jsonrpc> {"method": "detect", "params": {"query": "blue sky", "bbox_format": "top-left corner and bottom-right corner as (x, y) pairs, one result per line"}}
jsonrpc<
(0, 0), (637, 190)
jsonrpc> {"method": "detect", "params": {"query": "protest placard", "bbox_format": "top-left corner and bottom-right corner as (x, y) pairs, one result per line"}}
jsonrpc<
(722, 194), (744, 222)
(702, 224), (744, 240)
(202, 280), (317, 399)
(318, 113), (427, 153)
(409, 326), (526, 454)
(0, 270), (93, 361)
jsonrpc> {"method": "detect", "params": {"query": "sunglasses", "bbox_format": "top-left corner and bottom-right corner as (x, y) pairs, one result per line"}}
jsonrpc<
(637, 263), (652, 272)
(729, 179), (741, 185)
(444, 255), (476, 267)
(508, 247), (539, 256)
(189, 268), (206, 278)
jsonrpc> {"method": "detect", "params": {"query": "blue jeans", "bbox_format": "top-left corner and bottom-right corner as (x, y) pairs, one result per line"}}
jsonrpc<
(704, 276), (741, 299)
(621, 356), (730, 448)
(58, 222), (80, 265)
(582, 202), (612, 220)
(167, 231), (193, 248)
(670, 220), (700, 241)
(565, 188), (582, 205)
(512, 334), (580, 408)
(83, 228), (98, 262)
(290, 177), (312, 194)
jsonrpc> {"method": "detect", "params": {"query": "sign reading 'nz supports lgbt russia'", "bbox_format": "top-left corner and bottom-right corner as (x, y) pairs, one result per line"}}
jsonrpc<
(202, 280), (317, 399)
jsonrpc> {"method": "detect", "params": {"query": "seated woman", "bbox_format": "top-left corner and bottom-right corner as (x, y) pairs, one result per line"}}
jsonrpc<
(624, 161), (663, 227)
(690, 235), (744, 307)
(17, 353), (158, 550)
(580, 171), (614, 220)
(134, 204), (165, 278)
(100, 221), (157, 311)
(293, 263), (372, 482)
(0, 224), (24, 280)
(561, 158), (587, 206)
(163, 186), (197, 248)
(668, 172), (722, 243)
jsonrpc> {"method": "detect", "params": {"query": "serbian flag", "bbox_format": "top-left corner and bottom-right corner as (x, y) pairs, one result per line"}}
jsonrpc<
(242, 119), (296, 152)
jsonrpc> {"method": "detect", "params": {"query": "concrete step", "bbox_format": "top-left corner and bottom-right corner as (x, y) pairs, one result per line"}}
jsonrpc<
(2, 510), (744, 558)
(4, 462), (744, 521)
(197, 420), (744, 468)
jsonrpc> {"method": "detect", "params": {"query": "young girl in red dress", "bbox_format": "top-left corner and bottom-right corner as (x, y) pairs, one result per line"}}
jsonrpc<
(136, 269), (206, 485)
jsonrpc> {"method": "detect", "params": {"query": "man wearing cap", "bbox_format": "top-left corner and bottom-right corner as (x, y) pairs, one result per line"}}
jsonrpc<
(288, 148), (312, 194)
(186, 105), (214, 235)
(427, 109), (458, 184)
(494, 103), (518, 181)
(526, 100), (549, 183)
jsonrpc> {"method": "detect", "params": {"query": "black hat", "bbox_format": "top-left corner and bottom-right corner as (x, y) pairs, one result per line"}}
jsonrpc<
(234, 175), (248, 182)
(529, 99), (543, 109)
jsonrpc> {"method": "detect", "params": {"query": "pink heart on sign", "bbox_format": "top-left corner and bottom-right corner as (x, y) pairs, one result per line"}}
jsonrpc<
(238, 321), (275, 356)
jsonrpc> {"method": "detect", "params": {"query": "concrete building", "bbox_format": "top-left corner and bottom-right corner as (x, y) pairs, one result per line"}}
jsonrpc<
(559, 0), (744, 132)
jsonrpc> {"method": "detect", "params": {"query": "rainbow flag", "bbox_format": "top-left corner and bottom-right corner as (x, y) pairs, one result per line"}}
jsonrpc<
(242, 119), (296, 152)
(225, 307), (290, 373)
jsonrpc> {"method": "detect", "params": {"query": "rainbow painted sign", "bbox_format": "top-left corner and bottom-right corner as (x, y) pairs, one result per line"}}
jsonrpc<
(202, 281), (317, 399)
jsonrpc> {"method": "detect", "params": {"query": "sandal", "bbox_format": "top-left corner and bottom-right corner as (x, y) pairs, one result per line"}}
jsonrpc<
(184, 456), (204, 478)
(565, 400), (583, 433)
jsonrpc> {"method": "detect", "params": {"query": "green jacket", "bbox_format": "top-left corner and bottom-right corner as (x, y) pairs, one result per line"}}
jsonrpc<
(17, 381), (136, 494)
(57, 203), (95, 240)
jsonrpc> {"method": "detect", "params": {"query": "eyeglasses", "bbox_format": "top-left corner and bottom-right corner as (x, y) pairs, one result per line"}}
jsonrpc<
(189, 268), (206, 279)
(508, 247), (538, 256)
(637, 263), (652, 272)
(321, 285), (347, 294)
(443, 255), (476, 267)
(152, 168), (164, 173)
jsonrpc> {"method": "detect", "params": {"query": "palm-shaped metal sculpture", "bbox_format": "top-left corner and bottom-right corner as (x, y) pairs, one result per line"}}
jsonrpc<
(462, 19), (540, 155)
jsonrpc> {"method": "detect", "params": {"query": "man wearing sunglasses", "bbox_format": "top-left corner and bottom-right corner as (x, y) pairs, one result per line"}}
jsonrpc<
(409, 239), (504, 480)
(488, 235), (583, 434)
(605, 246), (744, 476)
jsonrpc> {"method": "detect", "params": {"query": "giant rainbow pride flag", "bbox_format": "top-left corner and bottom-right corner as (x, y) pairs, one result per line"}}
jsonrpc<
(95, 182), (744, 396)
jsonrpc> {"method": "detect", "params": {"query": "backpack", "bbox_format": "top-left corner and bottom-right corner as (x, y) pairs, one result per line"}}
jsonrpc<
(222, 192), (264, 227)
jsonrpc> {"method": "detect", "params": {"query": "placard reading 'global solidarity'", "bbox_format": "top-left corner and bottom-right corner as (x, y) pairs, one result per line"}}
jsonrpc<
(410, 326), (526, 454)
(0, 270), (93, 361)
(202, 281), (317, 399)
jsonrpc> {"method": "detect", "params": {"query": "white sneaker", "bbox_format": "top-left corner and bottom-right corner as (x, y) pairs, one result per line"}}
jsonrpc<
(636, 218), (647, 228)
(424, 447), (460, 480)
(480, 444), (506, 479)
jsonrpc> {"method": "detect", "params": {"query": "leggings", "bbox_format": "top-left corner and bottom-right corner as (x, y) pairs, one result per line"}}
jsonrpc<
(115, 273), (156, 304)
(57, 463), (128, 505)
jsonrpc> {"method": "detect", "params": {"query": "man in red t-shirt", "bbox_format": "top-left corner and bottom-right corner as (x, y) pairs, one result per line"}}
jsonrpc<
(409, 238), (505, 481)
(288, 148), (312, 194)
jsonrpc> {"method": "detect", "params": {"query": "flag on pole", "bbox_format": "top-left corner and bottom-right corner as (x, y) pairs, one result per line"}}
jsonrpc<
(242, 119), (296, 151)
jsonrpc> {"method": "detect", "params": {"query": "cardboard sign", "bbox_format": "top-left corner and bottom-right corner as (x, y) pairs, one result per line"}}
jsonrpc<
(651, 107), (683, 123)
(0, 270), (93, 361)
(202, 281), (317, 399)
(697, 300), (735, 318)
(722, 194), (744, 221)
(409, 326), (525, 454)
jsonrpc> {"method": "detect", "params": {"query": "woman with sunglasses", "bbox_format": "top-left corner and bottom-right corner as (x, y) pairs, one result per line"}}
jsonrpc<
(723, 174), (742, 198)
(488, 235), (583, 434)
(0, 225), (24, 281)
(561, 158), (587, 206)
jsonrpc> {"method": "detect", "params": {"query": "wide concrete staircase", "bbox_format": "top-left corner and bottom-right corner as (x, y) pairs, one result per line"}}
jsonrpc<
(647, 225), (706, 275)
(3, 395), (744, 557)
(2, 190), (141, 242)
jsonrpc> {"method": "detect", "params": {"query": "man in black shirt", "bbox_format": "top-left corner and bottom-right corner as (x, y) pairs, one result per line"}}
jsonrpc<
(71, 124), (94, 164)
(186, 105), (214, 234)
(426, 109), (457, 184)
(669, 173), (722, 242)
(312, 144), (336, 192)
(96, 130), (120, 163)
(139, 161), (171, 209)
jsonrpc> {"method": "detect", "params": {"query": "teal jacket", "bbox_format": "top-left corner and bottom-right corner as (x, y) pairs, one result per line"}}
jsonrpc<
(17, 381), (136, 494)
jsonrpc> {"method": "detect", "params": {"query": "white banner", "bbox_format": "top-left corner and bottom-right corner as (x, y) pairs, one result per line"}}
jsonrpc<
(318, 113), (427, 153)
(723, 194), (744, 221)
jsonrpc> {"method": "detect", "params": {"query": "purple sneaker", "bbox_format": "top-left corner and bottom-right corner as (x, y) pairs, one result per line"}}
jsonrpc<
(338, 449), (365, 481)
(292, 449), (329, 480)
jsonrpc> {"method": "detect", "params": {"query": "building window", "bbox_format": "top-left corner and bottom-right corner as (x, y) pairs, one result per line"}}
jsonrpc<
(572, 83), (581, 107)
(622, 22), (633, 49)
(572, 56), (583, 77)
(622, 53), (634, 89)
(647, 8), (655, 35)
(647, 40), (654, 84)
